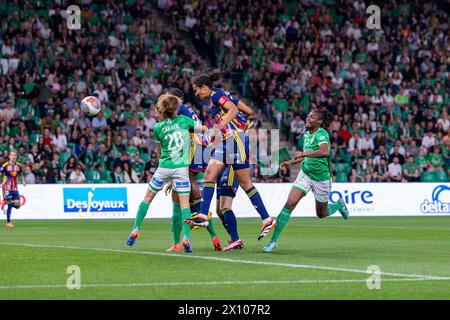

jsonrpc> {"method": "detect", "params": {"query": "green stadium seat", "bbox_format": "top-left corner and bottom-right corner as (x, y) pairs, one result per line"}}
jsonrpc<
(434, 171), (447, 182)
(420, 171), (435, 182)
(335, 163), (351, 174)
(86, 170), (101, 182)
(59, 151), (71, 166)
(336, 172), (349, 182)
(140, 153), (150, 163)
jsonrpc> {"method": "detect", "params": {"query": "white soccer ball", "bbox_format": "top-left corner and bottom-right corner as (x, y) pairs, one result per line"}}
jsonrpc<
(80, 96), (101, 117)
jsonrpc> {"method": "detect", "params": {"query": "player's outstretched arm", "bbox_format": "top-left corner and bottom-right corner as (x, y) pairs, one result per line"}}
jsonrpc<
(302, 143), (329, 158)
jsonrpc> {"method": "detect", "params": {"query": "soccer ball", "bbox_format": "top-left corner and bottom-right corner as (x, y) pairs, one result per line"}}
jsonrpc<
(81, 96), (101, 117)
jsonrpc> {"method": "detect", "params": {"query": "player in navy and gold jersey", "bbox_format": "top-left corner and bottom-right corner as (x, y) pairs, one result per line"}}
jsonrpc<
(191, 66), (276, 249)
(0, 151), (26, 228)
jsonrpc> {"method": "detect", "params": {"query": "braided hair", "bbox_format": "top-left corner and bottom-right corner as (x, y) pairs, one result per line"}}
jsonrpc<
(191, 62), (236, 88)
(317, 107), (333, 128)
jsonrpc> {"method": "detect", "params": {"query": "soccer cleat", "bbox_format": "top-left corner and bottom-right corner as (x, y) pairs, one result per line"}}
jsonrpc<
(257, 217), (277, 241)
(263, 240), (278, 253)
(126, 228), (140, 246)
(338, 199), (349, 220)
(166, 243), (182, 252)
(223, 239), (244, 251)
(181, 236), (192, 253)
(185, 211), (211, 228)
(211, 236), (222, 251)
(5, 222), (14, 228)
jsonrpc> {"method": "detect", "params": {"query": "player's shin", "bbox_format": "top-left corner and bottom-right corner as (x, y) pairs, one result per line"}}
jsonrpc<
(245, 186), (270, 220)
(6, 205), (12, 223)
(171, 203), (182, 245)
(271, 207), (292, 242)
(199, 182), (215, 218)
(206, 218), (218, 237)
(223, 209), (239, 241)
(181, 208), (192, 238)
(326, 202), (343, 217)
(133, 201), (150, 229)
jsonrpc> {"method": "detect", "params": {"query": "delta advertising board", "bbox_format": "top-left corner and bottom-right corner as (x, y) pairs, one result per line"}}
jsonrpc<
(1, 183), (449, 220)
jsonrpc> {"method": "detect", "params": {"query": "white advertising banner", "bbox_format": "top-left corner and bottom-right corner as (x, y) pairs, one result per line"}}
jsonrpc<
(1, 183), (449, 220)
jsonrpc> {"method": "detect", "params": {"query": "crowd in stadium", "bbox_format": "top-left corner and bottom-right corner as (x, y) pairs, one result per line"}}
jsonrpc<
(161, 0), (450, 182)
(0, 0), (449, 184)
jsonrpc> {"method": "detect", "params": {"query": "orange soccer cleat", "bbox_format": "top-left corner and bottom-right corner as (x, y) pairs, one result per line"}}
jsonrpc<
(166, 243), (182, 252)
(5, 222), (14, 228)
(211, 236), (222, 251)
(257, 217), (277, 241)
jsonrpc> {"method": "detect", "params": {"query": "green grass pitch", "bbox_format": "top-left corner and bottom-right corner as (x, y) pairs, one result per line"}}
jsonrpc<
(0, 217), (449, 299)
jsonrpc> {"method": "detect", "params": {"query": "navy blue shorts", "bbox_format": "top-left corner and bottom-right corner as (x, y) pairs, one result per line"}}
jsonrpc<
(2, 190), (20, 203)
(216, 165), (239, 199)
(212, 132), (249, 171)
(189, 144), (214, 173)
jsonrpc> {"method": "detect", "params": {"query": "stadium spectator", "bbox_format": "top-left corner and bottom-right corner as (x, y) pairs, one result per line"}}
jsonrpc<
(70, 166), (86, 184)
(388, 157), (403, 182)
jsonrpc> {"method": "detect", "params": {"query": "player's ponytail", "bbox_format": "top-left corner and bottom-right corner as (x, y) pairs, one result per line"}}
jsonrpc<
(318, 108), (333, 128)
(192, 62), (236, 88)
(156, 93), (181, 120)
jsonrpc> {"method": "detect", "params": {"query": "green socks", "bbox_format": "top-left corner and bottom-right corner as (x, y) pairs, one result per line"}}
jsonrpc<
(206, 219), (217, 238)
(271, 207), (292, 242)
(133, 201), (150, 229)
(181, 208), (191, 239)
(326, 202), (343, 216)
(171, 203), (182, 245)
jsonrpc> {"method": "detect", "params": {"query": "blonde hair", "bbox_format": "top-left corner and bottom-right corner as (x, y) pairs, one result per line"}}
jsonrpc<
(156, 93), (181, 120)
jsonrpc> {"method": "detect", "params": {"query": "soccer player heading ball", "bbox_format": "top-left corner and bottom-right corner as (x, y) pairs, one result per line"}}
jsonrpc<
(263, 108), (350, 253)
(190, 64), (277, 246)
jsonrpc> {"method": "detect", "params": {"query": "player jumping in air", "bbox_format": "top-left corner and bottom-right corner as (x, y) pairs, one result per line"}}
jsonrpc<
(0, 151), (26, 228)
(191, 65), (276, 247)
(126, 93), (207, 253)
(263, 108), (349, 253)
(164, 88), (222, 252)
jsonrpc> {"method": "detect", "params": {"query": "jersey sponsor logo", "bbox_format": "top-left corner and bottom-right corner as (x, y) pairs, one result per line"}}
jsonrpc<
(420, 185), (450, 214)
(63, 188), (128, 215)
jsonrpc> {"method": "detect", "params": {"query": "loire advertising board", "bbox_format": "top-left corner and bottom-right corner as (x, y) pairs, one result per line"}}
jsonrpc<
(1, 183), (449, 220)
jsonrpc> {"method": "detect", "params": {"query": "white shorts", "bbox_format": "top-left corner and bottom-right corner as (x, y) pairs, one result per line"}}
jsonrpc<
(293, 170), (332, 203)
(149, 167), (191, 194)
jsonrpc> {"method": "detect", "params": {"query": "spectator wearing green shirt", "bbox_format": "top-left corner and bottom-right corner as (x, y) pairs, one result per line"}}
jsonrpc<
(272, 92), (289, 130)
(415, 149), (429, 173)
(403, 156), (420, 182)
(427, 147), (445, 172)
